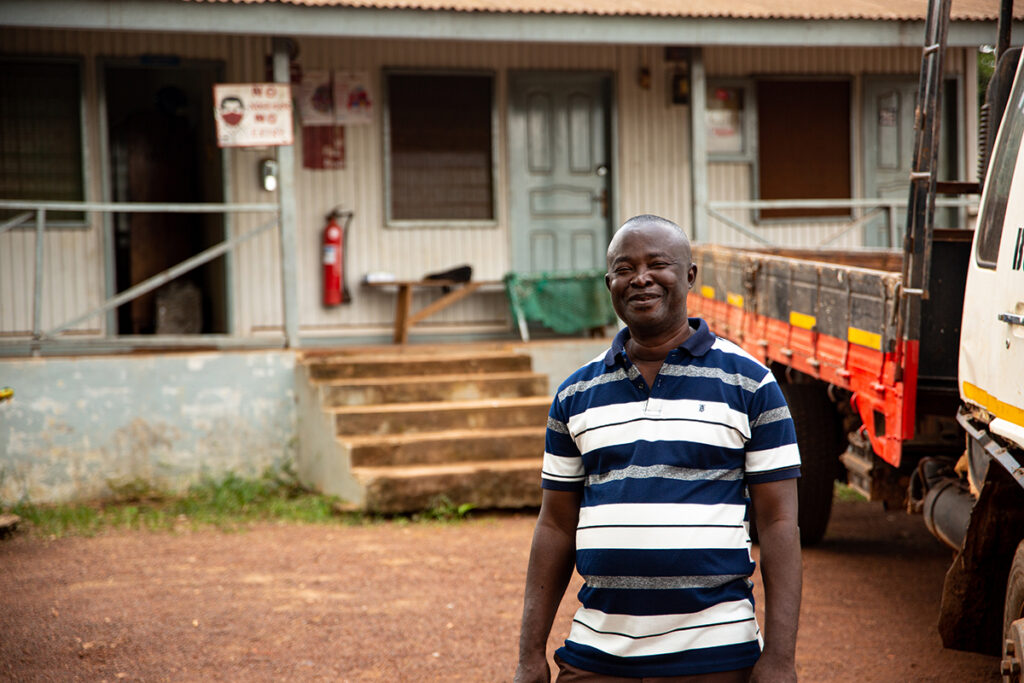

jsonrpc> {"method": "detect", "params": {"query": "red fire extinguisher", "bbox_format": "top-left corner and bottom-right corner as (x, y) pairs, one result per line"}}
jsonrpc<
(322, 208), (353, 306)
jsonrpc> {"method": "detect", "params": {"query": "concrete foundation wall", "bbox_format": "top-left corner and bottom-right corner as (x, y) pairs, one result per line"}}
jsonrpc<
(0, 351), (297, 504)
(0, 340), (614, 504)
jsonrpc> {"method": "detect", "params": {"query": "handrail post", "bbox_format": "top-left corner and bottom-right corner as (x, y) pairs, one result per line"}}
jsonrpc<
(690, 48), (708, 243)
(274, 37), (301, 349)
(32, 208), (46, 345)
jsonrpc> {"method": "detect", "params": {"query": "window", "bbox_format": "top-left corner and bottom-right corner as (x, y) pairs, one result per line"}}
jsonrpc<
(976, 70), (1024, 268)
(385, 72), (495, 223)
(756, 80), (851, 220)
(706, 82), (753, 160)
(0, 58), (85, 223)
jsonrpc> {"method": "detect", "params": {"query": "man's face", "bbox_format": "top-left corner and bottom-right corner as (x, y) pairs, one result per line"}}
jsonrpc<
(605, 223), (696, 336)
(220, 99), (244, 126)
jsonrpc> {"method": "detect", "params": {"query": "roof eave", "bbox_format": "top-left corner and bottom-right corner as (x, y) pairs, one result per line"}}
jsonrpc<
(0, 0), (1015, 48)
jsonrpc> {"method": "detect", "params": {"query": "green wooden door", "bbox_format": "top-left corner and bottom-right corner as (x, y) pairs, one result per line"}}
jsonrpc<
(508, 72), (611, 273)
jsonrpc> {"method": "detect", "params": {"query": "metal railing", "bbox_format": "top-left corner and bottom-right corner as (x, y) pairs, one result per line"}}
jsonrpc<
(0, 199), (283, 355)
(705, 196), (978, 248)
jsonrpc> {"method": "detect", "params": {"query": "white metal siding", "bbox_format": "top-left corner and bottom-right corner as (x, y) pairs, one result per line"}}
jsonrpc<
(0, 30), (971, 339)
(703, 45), (968, 248)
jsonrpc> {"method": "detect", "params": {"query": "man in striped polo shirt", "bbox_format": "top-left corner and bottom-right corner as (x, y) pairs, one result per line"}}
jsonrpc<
(515, 215), (801, 682)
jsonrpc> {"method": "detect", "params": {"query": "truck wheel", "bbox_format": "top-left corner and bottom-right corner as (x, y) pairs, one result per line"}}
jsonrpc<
(779, 382), (841, 546)
(1004, 540), (1024, 681)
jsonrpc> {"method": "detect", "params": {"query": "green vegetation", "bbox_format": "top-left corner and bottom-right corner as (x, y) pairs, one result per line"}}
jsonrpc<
(2, 465), (485, 538)
(415, 495), (477, 522)
(834, 481), (867, 503)
(6, 465), (348, 538)
(979, 46), (996, 109)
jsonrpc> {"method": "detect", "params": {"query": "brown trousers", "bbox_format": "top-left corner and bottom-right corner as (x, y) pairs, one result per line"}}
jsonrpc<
(554, 655), (753, 683)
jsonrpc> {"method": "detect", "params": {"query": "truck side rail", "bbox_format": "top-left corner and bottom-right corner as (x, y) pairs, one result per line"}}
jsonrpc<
(688, 244), (911, 466)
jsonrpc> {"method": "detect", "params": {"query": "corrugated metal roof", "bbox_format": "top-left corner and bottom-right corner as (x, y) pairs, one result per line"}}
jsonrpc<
(189, 0), (1020, 22)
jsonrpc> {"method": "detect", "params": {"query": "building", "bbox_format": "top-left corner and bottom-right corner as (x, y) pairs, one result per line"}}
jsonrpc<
(0, 0), (1015, 502)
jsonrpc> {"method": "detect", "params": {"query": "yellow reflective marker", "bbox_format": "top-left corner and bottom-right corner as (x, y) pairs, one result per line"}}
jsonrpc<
(847, 326), (882, 350)
(727, 292), (744, 308)
(789, 311), (816, 330)
(701, 286), (716, 299)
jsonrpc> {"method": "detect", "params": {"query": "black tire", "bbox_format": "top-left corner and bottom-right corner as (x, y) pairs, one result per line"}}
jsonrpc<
(777, 381), (842, 546)
(1004, 540), (1024, 666)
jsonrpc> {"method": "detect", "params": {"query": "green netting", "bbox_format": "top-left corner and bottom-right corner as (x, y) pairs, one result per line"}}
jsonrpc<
(504, 270), (617, 335)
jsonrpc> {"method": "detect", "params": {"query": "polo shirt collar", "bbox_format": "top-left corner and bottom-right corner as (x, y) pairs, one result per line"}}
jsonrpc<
(604, 317), (716, 367)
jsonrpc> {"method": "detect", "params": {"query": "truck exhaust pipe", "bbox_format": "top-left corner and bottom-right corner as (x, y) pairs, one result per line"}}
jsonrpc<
(922, 478), (975, 551)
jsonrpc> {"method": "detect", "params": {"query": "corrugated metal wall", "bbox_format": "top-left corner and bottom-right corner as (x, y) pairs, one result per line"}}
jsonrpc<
(0, 29), (970, 339)
(703, 46), (968, 248)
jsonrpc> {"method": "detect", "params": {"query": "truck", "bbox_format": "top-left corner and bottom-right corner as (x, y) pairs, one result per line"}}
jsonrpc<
(686, 0), (1024, 673)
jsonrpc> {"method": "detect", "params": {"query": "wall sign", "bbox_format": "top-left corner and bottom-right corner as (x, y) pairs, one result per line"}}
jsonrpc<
(213, 83), (294, 148)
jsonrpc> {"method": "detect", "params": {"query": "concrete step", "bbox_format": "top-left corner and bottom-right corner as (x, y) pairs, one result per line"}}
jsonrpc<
(342, 426), (545, 467)
(305, 350), (532, 380)
(331, 396), (551, 436)
(319, 371), (548, 407)
(353, 458), (544, 513)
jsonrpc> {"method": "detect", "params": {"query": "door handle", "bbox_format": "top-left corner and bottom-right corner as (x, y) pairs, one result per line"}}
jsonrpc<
(998, 312), (1024, 326)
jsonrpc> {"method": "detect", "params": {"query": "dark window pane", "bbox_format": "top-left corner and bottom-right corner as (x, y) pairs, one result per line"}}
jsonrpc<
(976, 72), (1024, 268)
(0, 60), (85, 222)
(388, 74), (494, 221)
(757, 80), (851, 220)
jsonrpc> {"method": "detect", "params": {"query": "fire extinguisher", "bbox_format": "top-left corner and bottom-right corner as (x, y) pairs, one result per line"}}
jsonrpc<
(322, 208), (353, 307)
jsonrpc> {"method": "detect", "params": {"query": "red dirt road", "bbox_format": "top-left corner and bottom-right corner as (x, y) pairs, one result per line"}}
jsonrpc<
(0, 500), (1002, 682)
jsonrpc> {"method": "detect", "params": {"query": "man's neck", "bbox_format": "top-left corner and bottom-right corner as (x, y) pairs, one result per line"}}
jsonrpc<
(626, 319), (693, 363)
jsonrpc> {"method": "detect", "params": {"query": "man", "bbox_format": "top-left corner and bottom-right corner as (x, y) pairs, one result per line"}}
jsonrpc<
(515, 215), (801, 682)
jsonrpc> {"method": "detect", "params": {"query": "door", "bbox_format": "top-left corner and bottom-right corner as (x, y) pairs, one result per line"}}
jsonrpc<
(508, 72), (611, 273)
(104, 62), (228, 335)
(959, 60), (1024, 439)
(863, 77), (959, 247)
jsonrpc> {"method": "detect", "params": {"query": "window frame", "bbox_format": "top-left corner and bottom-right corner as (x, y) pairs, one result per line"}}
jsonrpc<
(975, 64), (1024, 269)
(706, 79), (757, 164)
(0, 55), (90, 229)
(752, 75), (855, 224)
(382, 67), (500, 229)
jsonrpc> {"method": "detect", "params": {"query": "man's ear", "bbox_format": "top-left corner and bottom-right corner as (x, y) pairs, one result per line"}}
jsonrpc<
(605, 273), (612, 291)
(688, 264), (698, 288)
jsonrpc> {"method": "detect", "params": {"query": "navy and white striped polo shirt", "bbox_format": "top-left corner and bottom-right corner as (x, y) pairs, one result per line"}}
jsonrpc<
(542, 318), (801, 677)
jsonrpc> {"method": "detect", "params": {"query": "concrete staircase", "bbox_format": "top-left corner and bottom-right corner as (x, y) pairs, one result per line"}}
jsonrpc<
(297, 347), (550, 513)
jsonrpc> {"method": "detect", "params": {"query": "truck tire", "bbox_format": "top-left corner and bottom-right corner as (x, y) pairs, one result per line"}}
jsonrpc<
(779, 381), (842, 546)
(1004, 540), (1024, 678)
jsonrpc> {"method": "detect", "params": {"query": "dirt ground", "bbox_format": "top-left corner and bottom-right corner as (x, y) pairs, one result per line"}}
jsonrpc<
(0, 499), (1002, 682)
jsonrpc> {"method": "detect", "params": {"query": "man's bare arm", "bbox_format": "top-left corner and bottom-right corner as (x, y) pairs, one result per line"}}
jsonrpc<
(514, 488), (582, 683)
(749, 478), (801, 683)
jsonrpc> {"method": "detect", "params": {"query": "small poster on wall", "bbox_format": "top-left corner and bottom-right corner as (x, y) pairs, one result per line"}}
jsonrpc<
(333, 70), (374, 125)
(303, 125), (345, 170)
(298, 70), (335, 126)
(213, 83), (293, 147)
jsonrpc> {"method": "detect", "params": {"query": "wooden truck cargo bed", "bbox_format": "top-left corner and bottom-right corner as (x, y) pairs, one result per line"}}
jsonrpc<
(687, 244), (911, 466)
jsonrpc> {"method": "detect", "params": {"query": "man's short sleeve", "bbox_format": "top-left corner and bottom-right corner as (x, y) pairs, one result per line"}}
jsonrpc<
(745, 373), (801, 484)
(541, 395), (585, 491)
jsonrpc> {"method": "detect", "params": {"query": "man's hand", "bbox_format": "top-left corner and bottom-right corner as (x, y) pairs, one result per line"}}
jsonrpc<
(513, 653), (551, 683)
(750, 649), (797, 683)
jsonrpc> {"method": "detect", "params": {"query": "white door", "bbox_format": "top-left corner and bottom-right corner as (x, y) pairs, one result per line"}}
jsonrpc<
(959, 60), (1024, 441)
(508, 72), (611, 273)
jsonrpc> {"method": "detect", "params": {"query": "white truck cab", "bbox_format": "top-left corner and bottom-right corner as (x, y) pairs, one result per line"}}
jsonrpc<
(957, 47), (1024, 682)
(959, 54), (1024, 464)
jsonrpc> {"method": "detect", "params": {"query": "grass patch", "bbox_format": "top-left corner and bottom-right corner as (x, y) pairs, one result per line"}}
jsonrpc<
(834, 481), (868, 503)
(3, 466), (490, 538)
(4, 465), (366, 538)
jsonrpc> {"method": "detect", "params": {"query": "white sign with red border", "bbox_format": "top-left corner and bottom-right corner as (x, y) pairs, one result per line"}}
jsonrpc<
(213, 83), (294, 148)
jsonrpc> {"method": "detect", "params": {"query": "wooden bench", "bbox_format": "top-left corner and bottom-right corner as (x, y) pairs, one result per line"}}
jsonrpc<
(364, 279), (503, 344)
